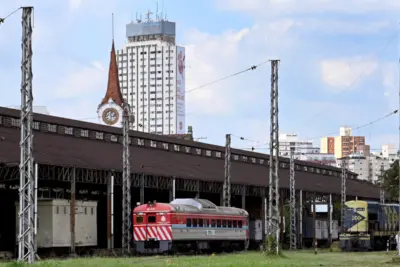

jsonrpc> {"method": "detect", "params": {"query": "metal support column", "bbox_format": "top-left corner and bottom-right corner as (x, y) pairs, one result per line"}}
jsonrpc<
(107, 173), (114, 249)
(34, 163), (38, 254)
(18, 6), (35, 264)
(70, 167), (76, 256)
(195, 180), (200, 198)
(241, 186), (246, 209)
(122, 103), (133, 254)
(289, 147), (296, 250)
(341, 157), (347, 232)
(299, 189), (303, 249)
(313, 192), (317, 254)
(140, 174), (145, 204)
(264, 196), (268, 246)
(267, 59), (280, 255)
(328, 193), (332, 247)
(380, 164), (385, 204)
(169, 176), (176, 201)
(223, 134), (231, 207)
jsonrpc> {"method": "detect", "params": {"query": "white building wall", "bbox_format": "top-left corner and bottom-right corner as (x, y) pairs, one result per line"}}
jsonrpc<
(278, 133), (318, 157)
(117, 40), (185, 135)
(347, 157), (369, 181)
(335, 152), (397, 183)
(382, 144), (397, 158)
(297, 153), (337, 167)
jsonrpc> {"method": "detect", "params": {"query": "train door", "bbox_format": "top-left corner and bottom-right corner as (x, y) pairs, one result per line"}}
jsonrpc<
(146, 213), (157, 241)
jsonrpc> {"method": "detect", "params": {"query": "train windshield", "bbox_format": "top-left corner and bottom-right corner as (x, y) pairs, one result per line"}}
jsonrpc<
(136, 216), (144, 224)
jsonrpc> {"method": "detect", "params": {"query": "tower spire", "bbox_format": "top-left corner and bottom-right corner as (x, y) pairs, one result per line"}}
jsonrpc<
(98, 14), (123, 109)
(112, 13), (114, 40)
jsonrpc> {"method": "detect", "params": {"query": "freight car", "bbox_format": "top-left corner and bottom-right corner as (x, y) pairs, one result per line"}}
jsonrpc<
(340, 200), (399, 251)
(133, 198), (249, 254)
(247, 217), (339, 249)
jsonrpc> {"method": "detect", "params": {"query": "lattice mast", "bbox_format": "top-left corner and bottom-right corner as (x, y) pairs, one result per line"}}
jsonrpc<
(18, 6), (35, 264)
(122, 103), (133, 253)
(267, 60), (280, 255)
(340, 157), (347, 232)
(289, 147), (296, 250)
(380, 164), (385, 204)
(223, 134), (232, 207)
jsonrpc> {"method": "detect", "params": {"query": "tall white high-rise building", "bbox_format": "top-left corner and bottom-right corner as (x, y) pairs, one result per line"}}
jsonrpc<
(116, 15), (186, 135)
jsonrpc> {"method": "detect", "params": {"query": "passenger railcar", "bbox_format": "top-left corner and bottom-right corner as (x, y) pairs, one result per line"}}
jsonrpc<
(340, 200), (400, 251)
(133, 198), (249, 254)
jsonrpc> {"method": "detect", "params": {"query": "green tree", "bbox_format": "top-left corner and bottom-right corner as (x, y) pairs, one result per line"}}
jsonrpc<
(382, 159), (400, 200)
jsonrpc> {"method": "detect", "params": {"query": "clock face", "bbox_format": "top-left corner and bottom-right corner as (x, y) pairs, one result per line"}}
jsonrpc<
(102, 108), (119, 126)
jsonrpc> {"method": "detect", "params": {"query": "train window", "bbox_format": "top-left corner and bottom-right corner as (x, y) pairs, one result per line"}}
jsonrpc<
(211, 220), (216, 227)
(186, 218), (192, 227)
(198, 218), (203, 227)
(136, 216), (144, 223)
(148, 216), (156, 223)
(238, 220), (243, 228)
(228, 220), (232, 228)
(233, 220), (237, 228)
(217, 220), (221, 228)
(204, 219), (209, 227)
(222, 220), (227, 228)
(193, 218), (198, 227)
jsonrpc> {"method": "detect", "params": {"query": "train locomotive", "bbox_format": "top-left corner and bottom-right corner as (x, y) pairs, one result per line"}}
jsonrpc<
(133, 198), (249, 254)
(340, 200), (400, 251)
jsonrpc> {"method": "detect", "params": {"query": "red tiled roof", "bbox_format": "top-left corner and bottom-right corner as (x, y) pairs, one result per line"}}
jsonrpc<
(99, 40), (124, 107)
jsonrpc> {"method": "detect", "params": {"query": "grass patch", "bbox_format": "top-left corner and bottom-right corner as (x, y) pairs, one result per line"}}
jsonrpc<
(1, 251), (399, 266)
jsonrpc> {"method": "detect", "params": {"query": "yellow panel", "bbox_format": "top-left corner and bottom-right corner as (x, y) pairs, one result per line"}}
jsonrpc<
(345, 200), (368, 232)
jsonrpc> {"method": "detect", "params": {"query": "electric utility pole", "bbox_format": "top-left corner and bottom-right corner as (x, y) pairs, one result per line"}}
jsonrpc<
(289, 147), (296, 250)
(223, 134), (232, 207)
(340, 157), (347, 232)
(122, 103), (134, 254)
(380, 164), (385, 204)
(267, 60), (280, 255)
(18, 6), (35, 264)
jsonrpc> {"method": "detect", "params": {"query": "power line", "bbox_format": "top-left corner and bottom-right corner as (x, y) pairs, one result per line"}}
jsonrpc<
(72, 61), (268, 122)
(0, 7), (22, 24)
(294, 30), (399, 131)
(236, 109), (399, 151)
(185, 60), (268, 94)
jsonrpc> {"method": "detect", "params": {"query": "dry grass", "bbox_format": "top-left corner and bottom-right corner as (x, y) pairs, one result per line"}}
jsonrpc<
(2, 251), (400, 266)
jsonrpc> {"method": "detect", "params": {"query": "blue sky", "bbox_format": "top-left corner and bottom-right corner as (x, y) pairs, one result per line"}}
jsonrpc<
(0, 0), (399, 152)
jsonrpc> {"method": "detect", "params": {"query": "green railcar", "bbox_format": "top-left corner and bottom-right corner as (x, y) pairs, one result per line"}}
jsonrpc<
(340, 200), (400, 251)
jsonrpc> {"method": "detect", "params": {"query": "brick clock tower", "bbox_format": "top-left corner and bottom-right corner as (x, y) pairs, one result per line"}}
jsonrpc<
(97, 40), (124, 127)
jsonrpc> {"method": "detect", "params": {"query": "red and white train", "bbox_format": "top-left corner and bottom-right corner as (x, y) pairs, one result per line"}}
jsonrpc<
(133, 198), (249, 254)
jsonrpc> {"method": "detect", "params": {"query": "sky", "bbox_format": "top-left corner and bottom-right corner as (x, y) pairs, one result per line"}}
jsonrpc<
(0, 0), (400, 152)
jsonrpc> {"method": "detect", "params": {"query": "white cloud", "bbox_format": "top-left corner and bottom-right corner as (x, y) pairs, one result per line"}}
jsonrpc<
(381, 62), (398, 109)
(53, 61), (106, 99)
(320, 57), (378, 89)
(68, 0), (83, 10)
(184, 28), (251, 115)
(218, 0), (400, 15)
(183, 19), (298, 117)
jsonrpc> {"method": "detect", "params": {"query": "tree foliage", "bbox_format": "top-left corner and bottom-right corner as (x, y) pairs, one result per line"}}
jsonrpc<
(382, 159), (400, 200)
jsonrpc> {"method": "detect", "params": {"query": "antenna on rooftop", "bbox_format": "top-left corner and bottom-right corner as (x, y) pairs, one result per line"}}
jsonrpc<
(145, 10), (152, 22)
(161, 0), (164, 21)
(156, 1), (159, 21)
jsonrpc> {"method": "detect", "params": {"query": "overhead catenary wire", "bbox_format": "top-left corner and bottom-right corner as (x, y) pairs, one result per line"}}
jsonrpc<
(75, 60), (268, 122)
(0, 7), (22, 24)
(185, 60), (268, 94)
(235, 109), (399, 151)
